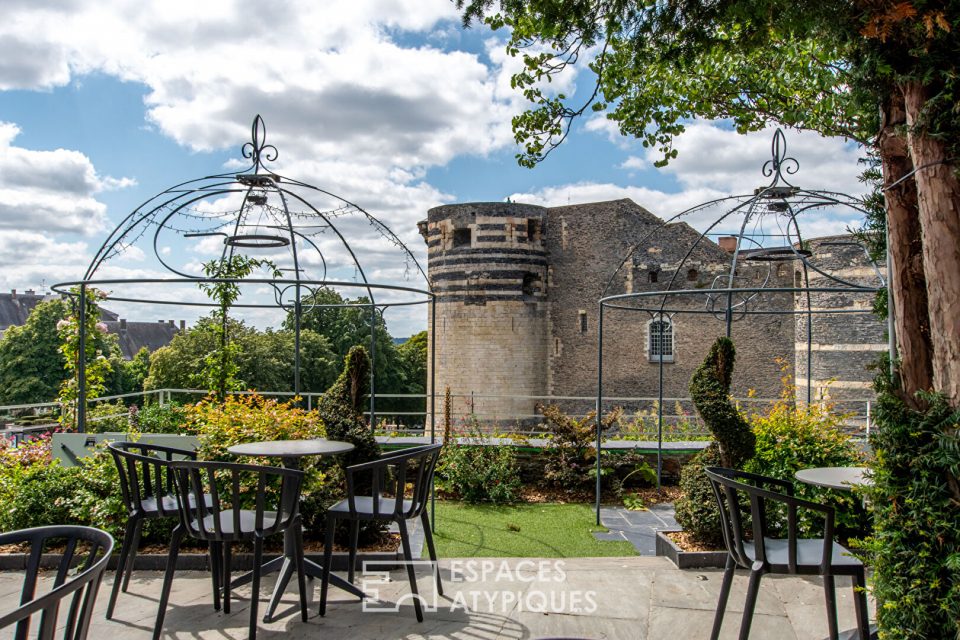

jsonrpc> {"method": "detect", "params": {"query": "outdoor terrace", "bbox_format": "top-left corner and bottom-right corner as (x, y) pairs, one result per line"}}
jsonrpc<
(0, 558), (875, 639)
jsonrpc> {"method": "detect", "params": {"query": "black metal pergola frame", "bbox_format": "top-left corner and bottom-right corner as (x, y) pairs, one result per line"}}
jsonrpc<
(52, 115), (436, 440)
(593, 130), (888, 522)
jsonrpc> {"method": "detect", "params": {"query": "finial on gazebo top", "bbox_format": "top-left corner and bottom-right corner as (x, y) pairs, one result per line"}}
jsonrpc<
(241, 114), (278, 171)
(760, 128), (800, 192)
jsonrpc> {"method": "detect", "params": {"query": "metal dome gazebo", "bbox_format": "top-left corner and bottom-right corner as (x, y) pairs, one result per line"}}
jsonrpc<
(593, 129), (886, 521)
(53, 115), (435, 434)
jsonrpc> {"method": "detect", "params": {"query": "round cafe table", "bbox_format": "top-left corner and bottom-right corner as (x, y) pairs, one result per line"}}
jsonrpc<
(795, 466), (877, 640)
(227, 438), (361, 622)
(795, 466), (872, 491)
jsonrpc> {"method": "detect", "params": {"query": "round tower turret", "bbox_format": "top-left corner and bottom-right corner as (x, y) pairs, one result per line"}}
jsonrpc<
(420, 202), (549, 423)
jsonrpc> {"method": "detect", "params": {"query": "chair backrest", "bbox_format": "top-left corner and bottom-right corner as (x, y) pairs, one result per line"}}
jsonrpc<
(345, 444), (443, 520)
(108, 441), (198, 518)
(704, 466), (835, 573)
(0, 525), (114, 640)
(169, 460), (304, 541)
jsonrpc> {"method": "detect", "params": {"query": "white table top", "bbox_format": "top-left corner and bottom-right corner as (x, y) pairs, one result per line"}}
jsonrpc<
(795, 466), (872, 491)
(227, 438), (355, 459)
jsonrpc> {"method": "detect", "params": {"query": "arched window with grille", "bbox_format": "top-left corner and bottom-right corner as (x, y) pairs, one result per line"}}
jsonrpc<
(648, 316), (674, 362)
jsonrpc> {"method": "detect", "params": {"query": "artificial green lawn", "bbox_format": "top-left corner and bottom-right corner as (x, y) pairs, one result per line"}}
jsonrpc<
(431, 502), (639, 558)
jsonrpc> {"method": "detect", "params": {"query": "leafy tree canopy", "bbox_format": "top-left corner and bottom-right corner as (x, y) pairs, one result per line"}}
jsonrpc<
(144, 314), (338, 395)
(284, 287), (408, 394)
(0, 299), (70, 405)
(458, 0), (958, 167)
(0, 298), (135, 406)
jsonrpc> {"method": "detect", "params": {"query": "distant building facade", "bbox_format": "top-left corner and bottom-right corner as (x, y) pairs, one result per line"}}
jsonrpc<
(0, 289), (182, 359)
(420, 199), (884, 423)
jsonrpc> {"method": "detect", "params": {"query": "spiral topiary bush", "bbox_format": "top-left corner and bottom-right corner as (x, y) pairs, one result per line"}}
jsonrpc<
(675, 337), (755, 544)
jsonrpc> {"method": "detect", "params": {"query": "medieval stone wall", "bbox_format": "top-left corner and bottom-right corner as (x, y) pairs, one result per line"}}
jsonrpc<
(422, 199), (884, 426)
(794, 236), (887, 418)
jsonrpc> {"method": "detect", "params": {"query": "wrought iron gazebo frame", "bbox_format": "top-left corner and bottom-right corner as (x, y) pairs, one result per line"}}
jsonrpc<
(593, 130), (888, 522)
(52, 116), (436, 438)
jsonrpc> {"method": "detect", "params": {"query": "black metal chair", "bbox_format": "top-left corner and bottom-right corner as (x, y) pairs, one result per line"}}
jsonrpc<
(106, 441), (212, 619)
(704, 466), (870, 640)
(0, 525), (114, 640)
(153, 460), (307, 640)
(319, 443), (443, 622)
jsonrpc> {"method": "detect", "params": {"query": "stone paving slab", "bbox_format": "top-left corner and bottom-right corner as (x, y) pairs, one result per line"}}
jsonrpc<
(0, 556), (875, 639)
(596, 504), (679, 555)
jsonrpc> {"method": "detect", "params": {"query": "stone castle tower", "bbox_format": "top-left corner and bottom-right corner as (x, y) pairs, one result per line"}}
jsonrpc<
(419, 202), (550, 420)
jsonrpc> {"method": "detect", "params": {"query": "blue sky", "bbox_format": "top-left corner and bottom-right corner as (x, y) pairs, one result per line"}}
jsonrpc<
(0, 0), (866, 337)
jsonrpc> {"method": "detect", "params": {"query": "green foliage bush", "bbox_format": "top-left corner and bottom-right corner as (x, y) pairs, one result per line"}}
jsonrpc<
(745, 396), (863, 537)
(863, 376), (960, 638)
(189, 393), (332, 537)
(85, 400), (132, 433)
(0, 436), (167, 544)
(674, 444), (725, 546)
(316, 345), (382, 470)
(133, 402), (191, 434)
(689, 337), (754, 467)
(437, 426), (520, 504)
(536, 403), (629, 496)
(675, 338), (755, 543)
(0, 438), (78, 531)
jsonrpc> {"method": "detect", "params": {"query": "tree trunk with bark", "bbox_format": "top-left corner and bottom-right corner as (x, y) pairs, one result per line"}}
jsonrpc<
(903, 81), (960, 408)
(878, 90), (934, 407)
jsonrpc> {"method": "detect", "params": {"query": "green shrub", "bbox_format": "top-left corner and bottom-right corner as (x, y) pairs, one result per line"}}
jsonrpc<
(690, 337), (754, 467)
(313, 346), (385, 542)
(0, 437), (151, 542)
(189, 393), (333, 538)
(0, 439), (79, 531)
(536, 403), (624, 496)
(674, 444), (724, 546)
(134, 402), (191, 434)
(316, 345), (382, 471)
(437, 427), (520, 504)
(745, 396), (863, 537)
(675, 338), (755, 544)
(862, 375), (960, 638)
(85, 399), (132, 433)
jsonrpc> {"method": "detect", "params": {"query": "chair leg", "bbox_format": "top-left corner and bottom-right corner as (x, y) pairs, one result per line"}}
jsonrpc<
(710, 556), (736, 640)
(824, 575), (839, 640)
(738, 564), (763, 640)
(397, 518), (423, 622)
(294, 519), (308, 622)
(223, 541), (232, 615)
(348, 520), (359, 584)
(319, 515), (336, 617)
(105, 517), (138, 619)
(852, 569), (870, 640)
(420, 511), (443, 596)
(209, 542), (221, 612)
(249, 536), (263, 640)
(152, 525), (185, 640)
(121, 517), (144, 592)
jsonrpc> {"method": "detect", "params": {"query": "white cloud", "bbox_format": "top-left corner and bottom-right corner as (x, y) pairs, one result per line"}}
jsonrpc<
(585, 114), (631, 148)
(0, 122), (134, 234)
(0, 231), (89, 292)
(620, 156), (645, 171)
(511, 123), (868, 240)
(651, 122), (866, 196)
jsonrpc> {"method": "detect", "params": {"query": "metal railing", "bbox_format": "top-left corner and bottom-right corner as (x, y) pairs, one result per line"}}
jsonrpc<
(0, 389), (875, 441)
